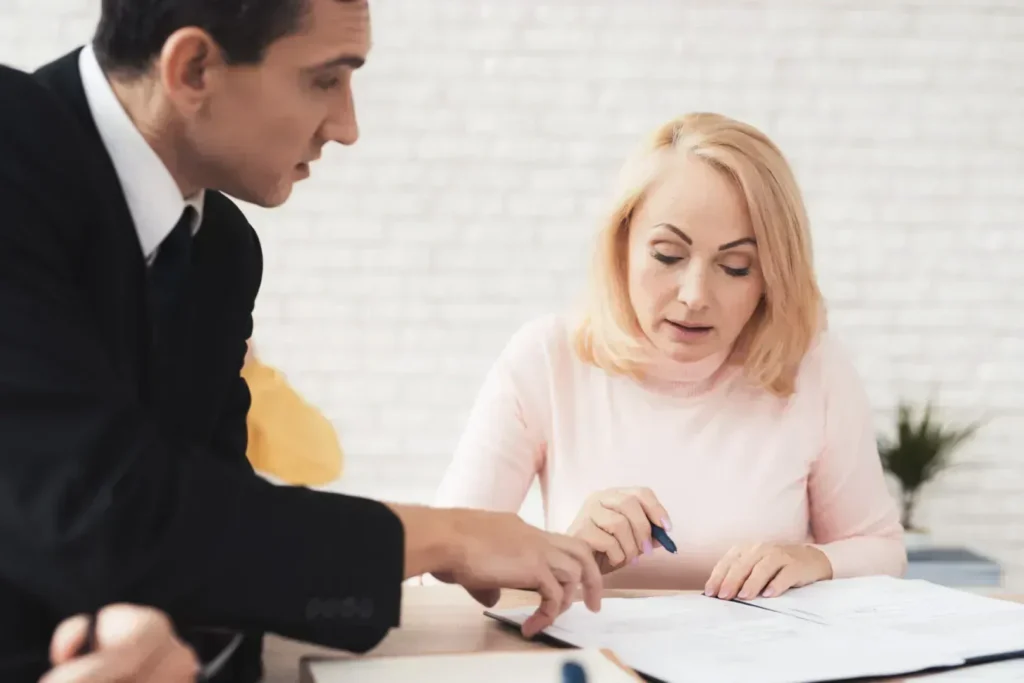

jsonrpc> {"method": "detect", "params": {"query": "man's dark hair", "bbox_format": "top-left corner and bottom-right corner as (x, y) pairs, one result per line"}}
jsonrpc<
(93, 0), (308, 77)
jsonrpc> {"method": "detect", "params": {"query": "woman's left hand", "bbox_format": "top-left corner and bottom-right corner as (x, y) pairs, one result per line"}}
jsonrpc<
(704, 543), (833, 600)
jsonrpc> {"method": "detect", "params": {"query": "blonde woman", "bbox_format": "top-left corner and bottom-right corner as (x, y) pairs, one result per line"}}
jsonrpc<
(434, 113), (906, 600)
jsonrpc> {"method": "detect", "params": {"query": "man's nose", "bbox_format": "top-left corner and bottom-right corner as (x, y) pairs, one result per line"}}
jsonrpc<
(321, 86), (359, 146)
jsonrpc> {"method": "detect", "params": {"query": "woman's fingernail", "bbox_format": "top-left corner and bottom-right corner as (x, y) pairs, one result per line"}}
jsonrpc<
(661, 518), (672, 531)
(762, 588), (775, 597)
(739, 590), (750, 599)
(643, 539), (653, 555)
(704, 586), (713, 597)
(631, 557), (640, 566)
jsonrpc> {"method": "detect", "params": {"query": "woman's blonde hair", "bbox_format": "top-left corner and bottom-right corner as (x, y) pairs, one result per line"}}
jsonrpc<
(572, 112), (824, 397)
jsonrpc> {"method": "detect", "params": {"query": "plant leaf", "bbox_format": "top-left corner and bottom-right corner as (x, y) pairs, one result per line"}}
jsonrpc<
(878, 399), (983, 497)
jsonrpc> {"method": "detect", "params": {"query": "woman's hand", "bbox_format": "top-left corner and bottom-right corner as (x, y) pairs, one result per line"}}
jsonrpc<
(567, 487), (672, 574)
(705, 543), (833, 600)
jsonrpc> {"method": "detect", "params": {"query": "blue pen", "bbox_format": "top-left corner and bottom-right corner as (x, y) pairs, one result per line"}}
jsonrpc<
(561, 660), (587, 683)
(650, 523), (677, 554)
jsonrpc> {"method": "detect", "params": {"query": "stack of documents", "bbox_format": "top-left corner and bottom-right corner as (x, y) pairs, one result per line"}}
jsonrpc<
(486, 576), (1024, 683)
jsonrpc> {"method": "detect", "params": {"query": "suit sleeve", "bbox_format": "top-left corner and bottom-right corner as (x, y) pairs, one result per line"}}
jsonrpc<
(212, 371), (255, 467)
(0, 66), (403, 653)
(208, 223), (260, 471)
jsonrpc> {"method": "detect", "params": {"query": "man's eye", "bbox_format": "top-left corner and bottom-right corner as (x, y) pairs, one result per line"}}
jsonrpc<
(315, 77), (341, 91)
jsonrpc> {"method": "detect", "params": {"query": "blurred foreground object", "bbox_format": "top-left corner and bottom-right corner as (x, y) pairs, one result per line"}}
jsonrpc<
(242, 342), (343, 486)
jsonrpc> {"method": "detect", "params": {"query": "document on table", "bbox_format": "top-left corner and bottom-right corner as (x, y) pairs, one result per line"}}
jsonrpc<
(740, 576), (1024, 661)
(488, 592), (957, 683)
(486, 576), (1024, 683)
(300, 648), (639, 683)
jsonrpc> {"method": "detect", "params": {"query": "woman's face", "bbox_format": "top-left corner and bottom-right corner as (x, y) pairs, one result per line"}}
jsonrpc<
(627, 156), (766, 364)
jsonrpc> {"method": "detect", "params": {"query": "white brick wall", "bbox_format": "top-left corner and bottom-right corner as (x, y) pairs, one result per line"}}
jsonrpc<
(3, 1), (1022, 588)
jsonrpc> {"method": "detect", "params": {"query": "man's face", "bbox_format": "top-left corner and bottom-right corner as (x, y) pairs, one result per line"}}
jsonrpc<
(186, 0), (370, 207)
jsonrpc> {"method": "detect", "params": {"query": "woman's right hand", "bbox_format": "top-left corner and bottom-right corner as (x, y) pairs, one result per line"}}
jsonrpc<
(567, 487), (672, 574)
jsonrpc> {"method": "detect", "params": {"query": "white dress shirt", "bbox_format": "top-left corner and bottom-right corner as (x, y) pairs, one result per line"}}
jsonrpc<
(78, 45), (204, 265)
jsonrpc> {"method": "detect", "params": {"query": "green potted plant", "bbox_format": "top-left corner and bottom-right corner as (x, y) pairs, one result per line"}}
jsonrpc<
(878, 399), (982, 548)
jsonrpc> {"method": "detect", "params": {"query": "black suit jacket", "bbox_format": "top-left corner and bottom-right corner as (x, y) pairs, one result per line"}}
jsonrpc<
(0, 49), (405, 682)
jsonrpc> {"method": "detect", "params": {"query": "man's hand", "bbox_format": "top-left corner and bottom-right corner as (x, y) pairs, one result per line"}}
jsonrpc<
(390, 504), (603, 638)
(41, 604), (199, 683)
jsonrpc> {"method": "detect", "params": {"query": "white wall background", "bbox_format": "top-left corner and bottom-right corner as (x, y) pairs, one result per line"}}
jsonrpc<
(2, 1), (1022, 588)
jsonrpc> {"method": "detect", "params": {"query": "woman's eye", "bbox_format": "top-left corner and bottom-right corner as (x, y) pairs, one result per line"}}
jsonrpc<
(722, 265), (751, 277)
(650, 245), (685, 265)
(653, 252), (682, 265)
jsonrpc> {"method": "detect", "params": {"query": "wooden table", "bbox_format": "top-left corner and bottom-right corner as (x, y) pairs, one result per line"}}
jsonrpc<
(262, 585), (1022, 683)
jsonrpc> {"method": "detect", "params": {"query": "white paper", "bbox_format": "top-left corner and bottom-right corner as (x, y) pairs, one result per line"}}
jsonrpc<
(741, 576), (1024, 660)
(489, 595), (959, 683)
(497, 594), (817, 648)
(305, 648), (638, 683)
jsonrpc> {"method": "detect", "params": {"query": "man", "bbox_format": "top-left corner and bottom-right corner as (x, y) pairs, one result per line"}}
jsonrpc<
(0, 0), (602, 680)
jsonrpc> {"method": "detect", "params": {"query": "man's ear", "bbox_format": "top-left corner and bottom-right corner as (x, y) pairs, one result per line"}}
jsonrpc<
(157, 27), (225, 114)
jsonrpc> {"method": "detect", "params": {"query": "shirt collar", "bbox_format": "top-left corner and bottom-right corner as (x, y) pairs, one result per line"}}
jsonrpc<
(78, 45), (204, 262)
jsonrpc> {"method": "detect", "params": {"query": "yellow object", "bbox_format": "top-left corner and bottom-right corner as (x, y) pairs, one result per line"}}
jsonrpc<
(241, 355), (343, 486)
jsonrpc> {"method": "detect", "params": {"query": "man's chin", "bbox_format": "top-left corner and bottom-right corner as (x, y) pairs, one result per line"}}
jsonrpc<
(222, 180), (294, 209)
(252, 185), (294, 209)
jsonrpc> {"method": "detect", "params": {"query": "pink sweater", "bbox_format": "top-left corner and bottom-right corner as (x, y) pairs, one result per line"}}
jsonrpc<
(434, 315), (906, 589)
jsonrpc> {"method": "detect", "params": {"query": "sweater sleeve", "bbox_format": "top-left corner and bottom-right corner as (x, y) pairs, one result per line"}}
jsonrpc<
(433, 318), (554, 514)
(807, 336), (908, 579)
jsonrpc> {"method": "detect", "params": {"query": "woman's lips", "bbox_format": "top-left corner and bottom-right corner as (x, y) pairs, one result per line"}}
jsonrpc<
(666, 320), (713, 340)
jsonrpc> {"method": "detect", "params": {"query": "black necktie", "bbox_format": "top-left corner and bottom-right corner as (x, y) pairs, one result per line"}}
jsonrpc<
(149, 206), (195, 338)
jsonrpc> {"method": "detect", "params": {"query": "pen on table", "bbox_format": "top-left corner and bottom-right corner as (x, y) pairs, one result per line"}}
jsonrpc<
(561, 660), (587, 683)
(650, 523), (677, 554)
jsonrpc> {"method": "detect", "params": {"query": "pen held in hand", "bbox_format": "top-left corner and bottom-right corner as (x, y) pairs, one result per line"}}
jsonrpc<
(650, 524), (677, 554)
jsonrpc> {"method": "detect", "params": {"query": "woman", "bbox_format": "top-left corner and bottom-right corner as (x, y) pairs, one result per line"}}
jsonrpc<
(433, 112), (906, 600)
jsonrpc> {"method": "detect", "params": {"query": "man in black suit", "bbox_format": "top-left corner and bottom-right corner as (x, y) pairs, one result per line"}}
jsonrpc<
(0, 0), (603, 680)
